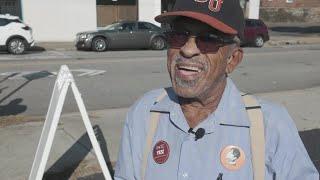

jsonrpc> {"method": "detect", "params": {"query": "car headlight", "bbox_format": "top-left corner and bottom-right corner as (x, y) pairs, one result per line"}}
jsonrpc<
(87, 34), (93, 39)
(80, 34), (87, 39)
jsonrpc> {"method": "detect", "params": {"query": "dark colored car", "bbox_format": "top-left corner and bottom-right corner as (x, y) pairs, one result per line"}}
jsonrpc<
(75, 21), (166, 52)
(243, 19), (269, 47)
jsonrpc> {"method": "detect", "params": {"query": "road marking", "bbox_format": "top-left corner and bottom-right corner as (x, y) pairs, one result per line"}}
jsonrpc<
(0, 49), (319, 68)
(0, 69), (106, 80)
(0, 51), (72, 61)
(0, 57), (166, 67)
(72, 69), (106, 77)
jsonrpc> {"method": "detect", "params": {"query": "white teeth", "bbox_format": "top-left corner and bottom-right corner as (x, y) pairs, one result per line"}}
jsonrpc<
(179, 66), (201, 72)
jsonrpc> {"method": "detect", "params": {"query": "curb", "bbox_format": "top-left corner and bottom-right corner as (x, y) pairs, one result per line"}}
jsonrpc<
(266, 36), (320, 47)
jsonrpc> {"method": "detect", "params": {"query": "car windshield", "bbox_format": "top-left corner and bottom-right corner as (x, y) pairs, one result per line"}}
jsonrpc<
(104, 23), (121, 30)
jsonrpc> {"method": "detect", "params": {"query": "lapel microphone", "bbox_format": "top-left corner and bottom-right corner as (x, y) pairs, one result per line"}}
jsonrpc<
(188, 128), (206, 141)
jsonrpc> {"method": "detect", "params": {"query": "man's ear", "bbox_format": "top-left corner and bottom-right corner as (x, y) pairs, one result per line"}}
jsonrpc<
(226, 47), (243, 74)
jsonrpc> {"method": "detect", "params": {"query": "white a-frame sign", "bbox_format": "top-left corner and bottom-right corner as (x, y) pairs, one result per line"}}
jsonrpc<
(29, 65), (112, 180)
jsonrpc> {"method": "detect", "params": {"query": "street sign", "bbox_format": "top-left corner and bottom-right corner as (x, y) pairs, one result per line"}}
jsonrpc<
(28, 65), (112, 180)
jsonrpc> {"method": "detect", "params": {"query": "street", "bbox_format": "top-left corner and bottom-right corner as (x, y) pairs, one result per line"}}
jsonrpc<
(0, 45), (319, 179)
(0, 45), (320, 116)
(1, 0), (319, 177)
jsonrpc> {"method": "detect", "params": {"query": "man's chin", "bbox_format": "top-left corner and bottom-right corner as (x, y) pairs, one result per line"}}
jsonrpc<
(172, 85), (200, 99)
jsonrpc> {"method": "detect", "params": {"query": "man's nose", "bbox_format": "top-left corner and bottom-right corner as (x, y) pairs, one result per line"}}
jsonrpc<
(180, 37), (201, 58)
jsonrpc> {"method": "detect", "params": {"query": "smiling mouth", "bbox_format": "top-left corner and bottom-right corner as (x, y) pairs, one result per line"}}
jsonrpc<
(178, 65), (202, 72)
(175, 64), (204, 79)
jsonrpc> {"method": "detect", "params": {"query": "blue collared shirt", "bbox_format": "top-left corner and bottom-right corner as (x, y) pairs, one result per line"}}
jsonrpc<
(114, 78), (319, 180)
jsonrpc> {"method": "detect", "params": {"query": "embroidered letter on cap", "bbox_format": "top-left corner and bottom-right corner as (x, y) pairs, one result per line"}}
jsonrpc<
(194, 0), (224, 12)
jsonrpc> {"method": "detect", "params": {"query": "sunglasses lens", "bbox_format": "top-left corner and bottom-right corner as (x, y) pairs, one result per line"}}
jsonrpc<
(196, 36), (221, 53)
(165, 31), (227, 53)
(165, 32), (188, 48)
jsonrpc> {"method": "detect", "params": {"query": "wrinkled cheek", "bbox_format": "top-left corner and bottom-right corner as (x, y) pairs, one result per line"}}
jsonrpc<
(167, 48), (179, 59)
(167, 49), (176, 63)
(167, 49), (178, 76)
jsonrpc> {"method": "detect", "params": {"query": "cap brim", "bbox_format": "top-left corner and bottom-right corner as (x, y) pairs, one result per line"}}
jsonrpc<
(155, 11), (237, 35)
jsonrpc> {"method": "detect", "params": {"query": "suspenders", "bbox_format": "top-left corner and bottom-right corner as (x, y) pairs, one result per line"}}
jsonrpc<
(241, 93), (265, 180)
(141, 92), (167, 180)
(141, 91), (265, 180)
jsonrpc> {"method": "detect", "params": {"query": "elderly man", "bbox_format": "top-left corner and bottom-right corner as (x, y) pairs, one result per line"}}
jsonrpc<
(114, 0), (319, 179)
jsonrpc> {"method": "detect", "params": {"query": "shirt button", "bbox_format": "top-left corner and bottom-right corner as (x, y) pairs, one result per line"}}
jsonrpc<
(182, 172), (188, 178)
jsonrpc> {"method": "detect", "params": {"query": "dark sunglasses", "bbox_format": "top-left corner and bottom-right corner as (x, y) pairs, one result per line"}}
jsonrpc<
(164, 31), (236, 53)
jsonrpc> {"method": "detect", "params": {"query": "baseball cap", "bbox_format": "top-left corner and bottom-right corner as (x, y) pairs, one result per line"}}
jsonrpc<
(155, 0), (244, 39)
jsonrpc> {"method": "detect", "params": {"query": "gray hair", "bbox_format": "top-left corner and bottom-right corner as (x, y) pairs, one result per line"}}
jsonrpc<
(233, 36), (241, 46)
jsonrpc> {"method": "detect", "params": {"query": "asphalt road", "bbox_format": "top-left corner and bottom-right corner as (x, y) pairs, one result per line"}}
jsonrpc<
(0, 44), (320, 116)
(0, 45), (320, 178)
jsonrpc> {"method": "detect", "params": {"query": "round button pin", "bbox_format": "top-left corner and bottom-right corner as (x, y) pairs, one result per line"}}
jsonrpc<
(153, 140), (170, 164)
(220, 145), (245, 171)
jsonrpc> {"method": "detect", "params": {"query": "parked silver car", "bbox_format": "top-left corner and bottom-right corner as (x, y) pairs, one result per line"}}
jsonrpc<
(75, 21), (166, 52)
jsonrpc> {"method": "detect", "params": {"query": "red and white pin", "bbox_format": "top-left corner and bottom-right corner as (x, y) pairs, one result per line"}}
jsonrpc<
(220, 145), (245, 171)
(153, 140), (170, 164)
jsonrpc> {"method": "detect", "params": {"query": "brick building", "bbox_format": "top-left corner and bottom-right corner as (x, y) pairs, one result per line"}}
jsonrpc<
(260, 0), (320, 22)
(261, 0), (320, 8)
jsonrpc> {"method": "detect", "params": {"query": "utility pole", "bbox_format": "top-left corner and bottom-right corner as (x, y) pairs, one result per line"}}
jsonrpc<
(246, 0), (260, 19)
(239, 0), (248, 18)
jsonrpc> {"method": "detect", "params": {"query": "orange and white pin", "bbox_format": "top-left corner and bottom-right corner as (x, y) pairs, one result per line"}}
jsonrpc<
(220, 145), (245, 171)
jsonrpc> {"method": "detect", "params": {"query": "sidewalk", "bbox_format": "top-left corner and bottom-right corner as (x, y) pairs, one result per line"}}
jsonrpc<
(31, 42), (76, 51)
(1, 87), (320, 179)
(267, 34), (320, 46)
(266, 22), (320, 46)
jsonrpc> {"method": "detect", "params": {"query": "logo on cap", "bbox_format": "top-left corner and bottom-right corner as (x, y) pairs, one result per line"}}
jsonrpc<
(220, 145), (245, 170)
(153, 140), (170, 164)
(194, 0), (224, 12)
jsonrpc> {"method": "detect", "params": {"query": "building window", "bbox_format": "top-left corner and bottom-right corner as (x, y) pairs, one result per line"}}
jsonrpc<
(286, 0), (293, 3)
(0, 0), (21, 18)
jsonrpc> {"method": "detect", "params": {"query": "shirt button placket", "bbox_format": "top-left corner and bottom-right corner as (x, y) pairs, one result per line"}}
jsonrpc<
(182, 172), (189, 178)
(178, 135), (193, 180)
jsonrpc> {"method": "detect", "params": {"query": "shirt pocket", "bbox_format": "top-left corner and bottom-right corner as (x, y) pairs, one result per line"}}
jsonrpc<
(215, 125), (253, 180)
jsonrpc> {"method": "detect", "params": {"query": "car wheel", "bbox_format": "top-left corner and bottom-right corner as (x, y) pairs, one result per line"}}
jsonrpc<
(92, 37), (108, 52)
(7, 38), (27, 55)
(254, 36), (264, 47)
(151, 36), (166, 50)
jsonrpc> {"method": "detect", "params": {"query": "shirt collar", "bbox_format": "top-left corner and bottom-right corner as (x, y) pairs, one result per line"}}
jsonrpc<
(213, 78), (251, 127)
(150, 78), (251, 131)
(150, 87), (177, 113)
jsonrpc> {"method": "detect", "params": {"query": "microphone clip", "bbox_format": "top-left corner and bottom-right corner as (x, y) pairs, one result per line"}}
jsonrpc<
(188, 128), (206, 141)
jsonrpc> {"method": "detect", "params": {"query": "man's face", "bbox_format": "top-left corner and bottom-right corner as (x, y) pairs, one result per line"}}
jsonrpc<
(167, 18), (233, 99)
